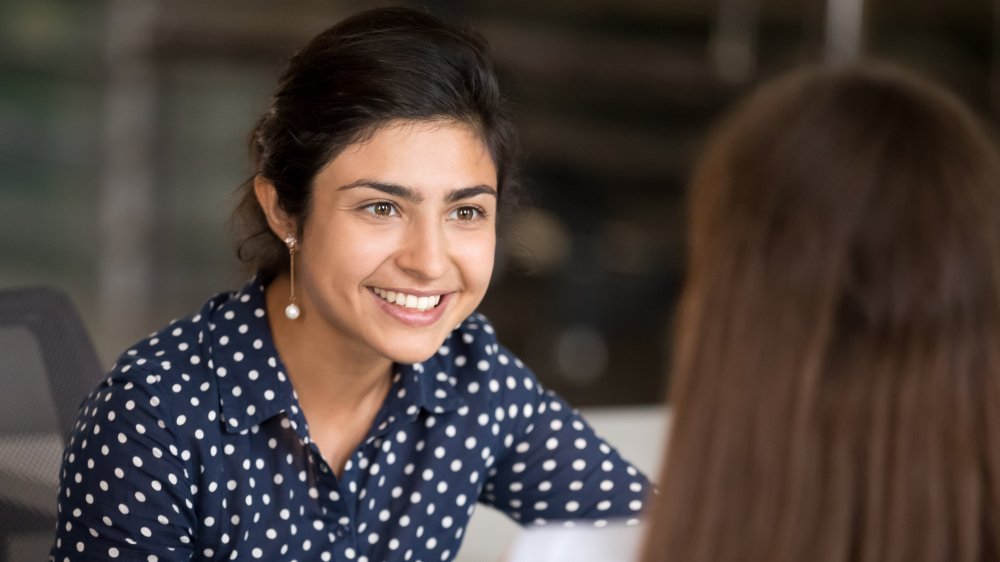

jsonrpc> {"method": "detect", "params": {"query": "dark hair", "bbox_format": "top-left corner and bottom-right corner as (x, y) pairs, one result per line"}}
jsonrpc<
(643, 63), (1000, 562)
(233, 6), (519, 278)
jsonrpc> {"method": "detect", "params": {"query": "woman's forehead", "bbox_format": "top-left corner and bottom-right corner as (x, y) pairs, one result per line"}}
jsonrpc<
(315, 120), (498, 195)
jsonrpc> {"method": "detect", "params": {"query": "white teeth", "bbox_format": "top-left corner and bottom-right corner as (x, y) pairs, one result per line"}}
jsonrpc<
(373, 288), (443, 311)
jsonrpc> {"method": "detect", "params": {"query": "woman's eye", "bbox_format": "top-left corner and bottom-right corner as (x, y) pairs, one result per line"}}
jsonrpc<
(365, 202), (397, 217)
(450, 206), (482, 221)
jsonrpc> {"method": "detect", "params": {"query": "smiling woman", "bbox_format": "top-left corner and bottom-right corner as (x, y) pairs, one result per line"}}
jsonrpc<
(50, 7), (650, 562)
(259, 121), (499, 369)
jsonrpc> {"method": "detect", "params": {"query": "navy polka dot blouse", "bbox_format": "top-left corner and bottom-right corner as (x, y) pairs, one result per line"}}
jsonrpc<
(51, 278), (650, 561)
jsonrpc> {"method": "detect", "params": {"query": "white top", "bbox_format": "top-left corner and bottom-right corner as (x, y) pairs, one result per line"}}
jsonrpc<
(505, 521), (647, 562)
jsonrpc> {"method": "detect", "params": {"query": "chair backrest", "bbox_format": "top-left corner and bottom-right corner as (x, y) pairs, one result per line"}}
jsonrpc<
(0, 286), (103, 561)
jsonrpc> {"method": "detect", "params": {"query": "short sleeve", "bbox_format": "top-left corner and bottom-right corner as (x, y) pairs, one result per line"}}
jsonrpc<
(50, 360), (196, 561)
(478, 352), (651, 525)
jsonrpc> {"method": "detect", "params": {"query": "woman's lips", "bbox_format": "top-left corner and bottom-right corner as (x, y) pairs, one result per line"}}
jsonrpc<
(371, 287), (443, 311)
(369, 287), (451, 328)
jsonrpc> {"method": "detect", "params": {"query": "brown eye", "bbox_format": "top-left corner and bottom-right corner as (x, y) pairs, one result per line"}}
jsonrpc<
(451, 207), (481, 221)
(368, 202), (396, 217)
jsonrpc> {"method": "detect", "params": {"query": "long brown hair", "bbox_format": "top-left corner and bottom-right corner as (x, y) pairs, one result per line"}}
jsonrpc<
(642, 63), (1000, 562)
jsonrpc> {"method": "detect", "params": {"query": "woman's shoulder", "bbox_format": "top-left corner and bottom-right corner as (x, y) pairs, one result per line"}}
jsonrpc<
(109, 288), (236, 381)
(84, 285), (256, 421)
(67, 286), (256, 459)
(439, 312), (537, 386)
(416, 312), (553, 424)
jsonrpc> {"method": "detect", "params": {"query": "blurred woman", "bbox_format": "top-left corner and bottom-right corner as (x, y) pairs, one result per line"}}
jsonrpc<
(644, 62), (1000, 562)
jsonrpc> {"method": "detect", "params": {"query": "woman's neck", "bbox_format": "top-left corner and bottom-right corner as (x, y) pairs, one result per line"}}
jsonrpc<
(263, 273), (394, 474)
(263, 273), (393, 419)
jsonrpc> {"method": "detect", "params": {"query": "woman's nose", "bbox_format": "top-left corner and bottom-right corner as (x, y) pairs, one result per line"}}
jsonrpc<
(395, 219), (450, 280)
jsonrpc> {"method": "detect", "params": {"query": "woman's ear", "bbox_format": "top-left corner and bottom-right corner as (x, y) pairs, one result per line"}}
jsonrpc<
(254, 176), (297, 238)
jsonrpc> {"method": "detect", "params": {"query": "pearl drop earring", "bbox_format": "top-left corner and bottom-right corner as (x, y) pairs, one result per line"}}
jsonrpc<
(284, 235), (301, 320)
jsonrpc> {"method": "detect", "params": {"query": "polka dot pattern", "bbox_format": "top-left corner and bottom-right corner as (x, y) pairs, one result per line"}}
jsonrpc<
(51, 278), (650, 561)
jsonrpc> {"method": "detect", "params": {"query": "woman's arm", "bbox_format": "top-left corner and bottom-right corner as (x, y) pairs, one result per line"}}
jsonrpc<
(50, 360), (196, 561)
(478, 348), (651, 525)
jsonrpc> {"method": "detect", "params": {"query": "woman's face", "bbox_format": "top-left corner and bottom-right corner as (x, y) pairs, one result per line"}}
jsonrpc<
(297, 120), (498, 365)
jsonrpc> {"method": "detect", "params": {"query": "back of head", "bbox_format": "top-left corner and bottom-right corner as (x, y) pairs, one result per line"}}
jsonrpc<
(644, 63), (1000, 562)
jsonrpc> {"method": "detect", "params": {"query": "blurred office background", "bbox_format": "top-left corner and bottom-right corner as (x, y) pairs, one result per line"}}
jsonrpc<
(0, 0), (994, 407)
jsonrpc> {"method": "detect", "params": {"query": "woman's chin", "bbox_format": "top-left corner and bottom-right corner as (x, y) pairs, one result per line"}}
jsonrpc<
(385, 344), (445, 366)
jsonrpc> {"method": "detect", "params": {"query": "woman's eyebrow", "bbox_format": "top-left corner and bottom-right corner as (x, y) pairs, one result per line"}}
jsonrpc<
(445, 185), (497, 203)
(338, 180), (497, 204)
(338, 179), (423, 203)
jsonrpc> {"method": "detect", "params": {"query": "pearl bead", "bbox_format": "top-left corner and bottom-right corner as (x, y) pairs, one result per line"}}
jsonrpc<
(284, 303), (300, 320)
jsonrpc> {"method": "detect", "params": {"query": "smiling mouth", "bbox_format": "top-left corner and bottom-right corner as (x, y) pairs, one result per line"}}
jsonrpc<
(371, 288), (444, 312)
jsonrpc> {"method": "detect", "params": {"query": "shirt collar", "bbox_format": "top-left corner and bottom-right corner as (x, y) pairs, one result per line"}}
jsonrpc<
(210, 276), (465, 437)
(396, 352), (466, 415)
(208, 278), (300, 435)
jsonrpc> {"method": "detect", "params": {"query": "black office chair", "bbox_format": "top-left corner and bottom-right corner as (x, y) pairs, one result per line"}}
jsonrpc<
(0, 287), (103, 562)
